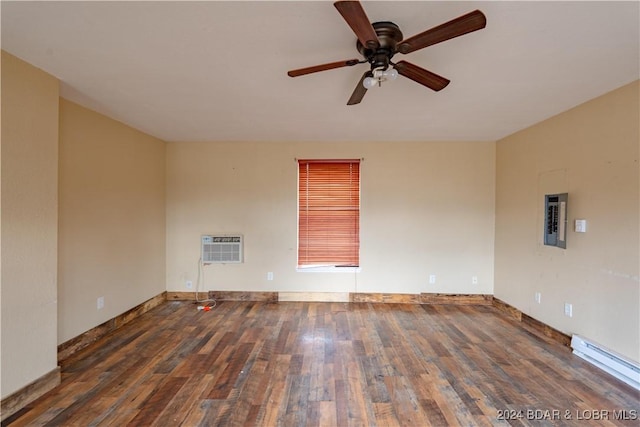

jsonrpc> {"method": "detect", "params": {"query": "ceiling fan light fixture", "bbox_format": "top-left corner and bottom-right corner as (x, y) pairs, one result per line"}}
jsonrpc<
(383, 68), (398, 80)
(363, 76), (377, 89)
(362, 66), (398, 89)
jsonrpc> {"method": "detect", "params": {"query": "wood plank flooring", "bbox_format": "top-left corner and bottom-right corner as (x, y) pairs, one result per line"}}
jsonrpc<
(4, 301), (639, 426)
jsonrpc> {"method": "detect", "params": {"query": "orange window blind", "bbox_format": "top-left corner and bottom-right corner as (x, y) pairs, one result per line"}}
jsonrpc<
(298, 159), (360, 267)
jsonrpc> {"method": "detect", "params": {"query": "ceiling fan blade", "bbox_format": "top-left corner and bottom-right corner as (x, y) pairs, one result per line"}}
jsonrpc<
(334, 1), (380, 50)
(287, 59), (360, 77)
(347, 71), (371, 105)
(397, 10), (486, 54)
(395, 61), (450, 91)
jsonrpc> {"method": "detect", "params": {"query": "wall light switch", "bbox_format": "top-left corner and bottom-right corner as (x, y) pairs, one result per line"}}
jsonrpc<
(575, 219), (587, 233)
(564, 303), (573, 317)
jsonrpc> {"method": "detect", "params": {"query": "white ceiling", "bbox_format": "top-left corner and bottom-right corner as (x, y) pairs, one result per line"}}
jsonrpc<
(2, 1), (638, 143)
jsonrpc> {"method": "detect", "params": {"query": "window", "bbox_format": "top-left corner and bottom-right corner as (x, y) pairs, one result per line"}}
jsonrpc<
(298, 159), (360, 268)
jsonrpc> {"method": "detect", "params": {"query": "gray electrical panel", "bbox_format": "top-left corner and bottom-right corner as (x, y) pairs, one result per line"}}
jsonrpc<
(544, 193), (568, 249)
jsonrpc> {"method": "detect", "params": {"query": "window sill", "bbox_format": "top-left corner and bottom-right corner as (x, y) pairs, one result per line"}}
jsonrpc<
(296, 265), (361, 273)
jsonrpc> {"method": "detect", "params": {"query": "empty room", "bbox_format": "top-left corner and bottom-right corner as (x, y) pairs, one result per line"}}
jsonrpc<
(1, 1), (639, 425)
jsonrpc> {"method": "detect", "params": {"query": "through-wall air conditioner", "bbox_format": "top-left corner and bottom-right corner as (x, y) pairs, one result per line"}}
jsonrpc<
(201, 234), (243, 264)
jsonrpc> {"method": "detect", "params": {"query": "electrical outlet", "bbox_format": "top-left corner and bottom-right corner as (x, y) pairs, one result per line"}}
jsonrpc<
(267, 272), (274, 281)
(472, 276), (478, 285)
(564, 303), (573, 317)
(97, 296), (105, 310)
(429, 274), (436, 284)
(186, 280), (193, 289)
(535, 292), (541, 304)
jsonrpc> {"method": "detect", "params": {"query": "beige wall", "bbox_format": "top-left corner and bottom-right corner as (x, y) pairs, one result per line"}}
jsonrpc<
(1, 52), (59, 398)
(58, 99), (166, 343)
(166, 141), (495, 296)
(495, 80), (639, 362)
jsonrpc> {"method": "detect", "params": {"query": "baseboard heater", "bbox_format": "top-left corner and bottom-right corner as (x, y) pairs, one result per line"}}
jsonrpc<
(571, 335), (640, 390)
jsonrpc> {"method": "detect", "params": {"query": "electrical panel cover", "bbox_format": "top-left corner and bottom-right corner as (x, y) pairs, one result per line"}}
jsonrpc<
(544, 193), (568, 249)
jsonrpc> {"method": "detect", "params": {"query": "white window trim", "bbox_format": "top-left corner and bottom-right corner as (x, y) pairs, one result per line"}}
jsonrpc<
(296, 265), (361, 273)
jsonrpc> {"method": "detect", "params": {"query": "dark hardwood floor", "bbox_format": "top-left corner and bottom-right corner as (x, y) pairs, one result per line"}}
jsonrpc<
(4, 301), (639, 426)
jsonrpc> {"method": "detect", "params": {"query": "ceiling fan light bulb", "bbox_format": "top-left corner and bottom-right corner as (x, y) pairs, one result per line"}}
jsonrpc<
(363, 77), (377, 89)
(387, 68), (399, 80)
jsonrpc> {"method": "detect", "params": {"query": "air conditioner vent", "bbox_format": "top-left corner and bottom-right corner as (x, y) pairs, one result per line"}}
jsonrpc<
(201, 234), (243, 264)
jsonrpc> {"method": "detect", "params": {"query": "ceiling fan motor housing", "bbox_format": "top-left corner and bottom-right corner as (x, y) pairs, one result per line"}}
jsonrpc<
(356, 21), (403, 70)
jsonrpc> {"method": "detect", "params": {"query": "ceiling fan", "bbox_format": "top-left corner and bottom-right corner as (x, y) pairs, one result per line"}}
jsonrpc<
(287, 1), (486, 105)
